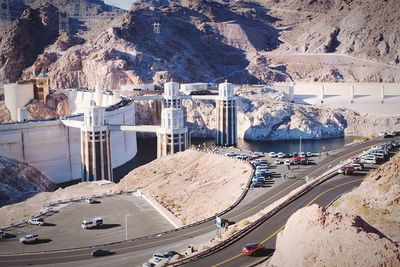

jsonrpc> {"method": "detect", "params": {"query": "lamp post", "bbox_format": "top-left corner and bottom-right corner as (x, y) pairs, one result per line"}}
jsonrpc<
(125, 212), (131, 241)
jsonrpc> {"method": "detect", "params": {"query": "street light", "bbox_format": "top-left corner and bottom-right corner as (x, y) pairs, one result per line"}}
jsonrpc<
(125, 213), (132, 241)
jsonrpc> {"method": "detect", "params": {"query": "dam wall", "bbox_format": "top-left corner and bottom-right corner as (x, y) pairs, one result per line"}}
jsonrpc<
(0, 102), (136, 184)
(271, 82), (400, 116)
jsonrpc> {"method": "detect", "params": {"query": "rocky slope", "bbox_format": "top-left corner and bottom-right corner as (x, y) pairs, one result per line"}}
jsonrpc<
(0, 155), (57, 207)
(25, 92), (69, 120)
(331, 154), (400, 241)
(269, 205), (400, 267)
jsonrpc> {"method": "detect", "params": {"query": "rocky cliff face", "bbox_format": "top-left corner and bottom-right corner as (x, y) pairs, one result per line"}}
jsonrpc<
(182, 87), (399, 140)
(0, 3), (59, 83)
(25, 92), (69, 120)
(0, 156), (57, 207)
(331, 155), (400, 241)
(269, 205), (400, 267)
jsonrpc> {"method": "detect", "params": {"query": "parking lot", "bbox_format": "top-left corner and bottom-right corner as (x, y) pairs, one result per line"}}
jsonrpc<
(0, 194), (174, 253)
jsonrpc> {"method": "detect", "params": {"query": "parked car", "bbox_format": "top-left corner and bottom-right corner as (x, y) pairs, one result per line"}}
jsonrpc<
(338, 166), (355, 175)
(28, 218), (44, 226)
(277, 152), (285, 158)
(241, 242), (264, 256)
(224, 152), (237, 157)
(274, 159), (283, 165)
(268, 152), (276, 158)
(91, 248), (112, 257)
(0, 230), (6, 238)
(284, 159), (291, 166)
(85, 198), (95, 204)
(360, 158), (376, 164)
(19, 234), (39, 244)
(251, 181), (263, 188)
(352, 163), (363, 170)
(82, 217), (103, 229)
(306, 152), (312, 157)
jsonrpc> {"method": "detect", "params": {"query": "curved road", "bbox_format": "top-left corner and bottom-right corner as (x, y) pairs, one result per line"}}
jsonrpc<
(0, 137), (396, 266)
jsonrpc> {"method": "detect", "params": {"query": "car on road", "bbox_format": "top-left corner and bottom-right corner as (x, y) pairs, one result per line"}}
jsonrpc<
(277, 152), (285, 158)
(268, 152), (276, 158)
(91, 248), (112, 257)
(274, 159), (283, 165)
(284, 159), (291, 166)
(338, 165), (355, 175)
(19, 234), (39, 244)
(0, 230), (6, 238)
(148, 251), (181, 265)
(241, 242), (264, 256)
(28, 218), (44, 226)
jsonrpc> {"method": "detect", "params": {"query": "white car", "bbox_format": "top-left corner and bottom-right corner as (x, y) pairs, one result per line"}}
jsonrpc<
(352, 163), (363, 170)
(28, 218), (44, 226)
(257, 163), (268, 169)
(274, 159), (282, 165)
(284, 159), (291, 166)
(268, 152), (276, 158)
(85, 198), (95, 204)
(360, 158), (376, 164)
(20, 234), (39, 243)
(277, 152), (285, 158)
(224, 152), (236, 157)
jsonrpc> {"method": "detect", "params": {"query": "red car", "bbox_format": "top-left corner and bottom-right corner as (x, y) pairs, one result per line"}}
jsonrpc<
(241, 242), (264, 256)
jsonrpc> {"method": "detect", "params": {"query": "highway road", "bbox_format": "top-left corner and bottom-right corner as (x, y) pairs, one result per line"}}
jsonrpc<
(0, 137), (397, 266)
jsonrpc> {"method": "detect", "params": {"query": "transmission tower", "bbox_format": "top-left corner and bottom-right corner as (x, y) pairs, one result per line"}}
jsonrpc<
(153, 22), (161, 34)
(0, 0), (11, 33)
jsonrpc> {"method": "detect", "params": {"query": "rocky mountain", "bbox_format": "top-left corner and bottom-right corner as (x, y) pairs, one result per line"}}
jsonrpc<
(269, 205), (400, 267)
(0, 3), (59, 83)
(0, 155), (57, 207)
(331, 154), (400, 241)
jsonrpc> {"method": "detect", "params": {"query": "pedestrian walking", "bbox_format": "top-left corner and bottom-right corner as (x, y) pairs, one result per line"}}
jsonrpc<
(283, 173), (287, 179)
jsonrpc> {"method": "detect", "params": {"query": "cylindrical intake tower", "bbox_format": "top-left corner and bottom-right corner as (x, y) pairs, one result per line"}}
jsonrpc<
(163, 80), (181, 108)
(215, 81), (237, 146)
(81, 100), (113, 182)
(157, 108), (188, 157)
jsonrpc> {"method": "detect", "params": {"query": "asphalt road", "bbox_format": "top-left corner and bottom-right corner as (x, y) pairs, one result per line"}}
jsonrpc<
(0, 137), (397, 266)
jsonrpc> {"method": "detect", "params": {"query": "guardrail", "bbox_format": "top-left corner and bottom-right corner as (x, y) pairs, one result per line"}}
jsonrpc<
(0, 153), (254, 256)
(170, 158), (355, 265)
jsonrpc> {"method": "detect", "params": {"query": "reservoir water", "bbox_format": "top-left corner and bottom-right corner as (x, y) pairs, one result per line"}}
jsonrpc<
(113, 136), (359, 182)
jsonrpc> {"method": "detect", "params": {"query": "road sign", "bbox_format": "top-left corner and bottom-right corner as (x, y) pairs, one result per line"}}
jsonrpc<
(215, 216), (222, 228)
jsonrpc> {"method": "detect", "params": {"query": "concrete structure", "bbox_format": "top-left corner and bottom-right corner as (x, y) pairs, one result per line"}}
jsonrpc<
(81, 101), (113, 182)
(271, 82), (400, 116)
(34, 70), (50, 103)
(4, 81), (34, 121)
(0, 101), (136, 184)
(17, 108), (29, 122)
(163, 80), (181, 108)
(215, 81), (237, 146)
(61, 88), (122, 114)
(157, 108), (188, 157)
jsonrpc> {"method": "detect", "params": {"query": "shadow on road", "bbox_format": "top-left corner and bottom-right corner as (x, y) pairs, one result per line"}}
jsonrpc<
(88, 224), (121, 230)
(23, 239), (52, 245)
(42, 222), (57, 227)
(251, 247), (275, 257)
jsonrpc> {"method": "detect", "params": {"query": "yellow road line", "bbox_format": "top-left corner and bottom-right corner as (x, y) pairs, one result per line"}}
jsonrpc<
(212, 178), (362, 267)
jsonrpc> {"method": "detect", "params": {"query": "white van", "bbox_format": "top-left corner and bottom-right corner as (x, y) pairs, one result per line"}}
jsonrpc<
(82, 217), (103, 229)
